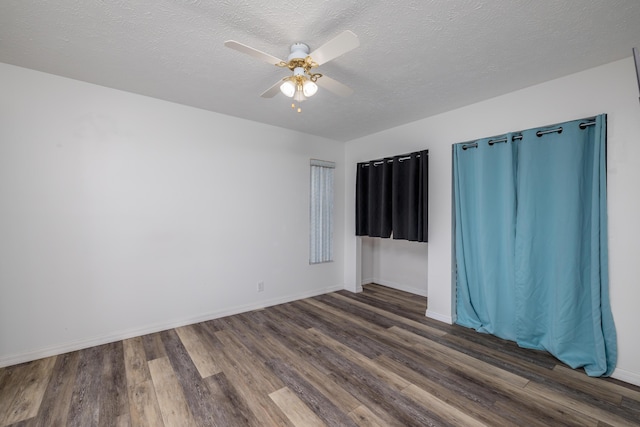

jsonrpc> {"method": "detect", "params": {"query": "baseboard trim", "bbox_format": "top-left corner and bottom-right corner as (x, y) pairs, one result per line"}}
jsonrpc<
(611, 367), (640, 387)
(361, 277), (375, 286)
(425, 309), (453, 325)
(362, 278), (427, 297)
(0, 284), (343, 368)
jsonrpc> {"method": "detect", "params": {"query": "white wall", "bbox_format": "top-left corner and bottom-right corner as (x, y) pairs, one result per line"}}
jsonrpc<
(361, 237), (428, 296)
(3, 57), (639, 387)
(344, 57), (640, 386)
(0, 63), (345, 366)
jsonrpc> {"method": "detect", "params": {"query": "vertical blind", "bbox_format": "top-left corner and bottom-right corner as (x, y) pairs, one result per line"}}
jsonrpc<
(310, 159), (335, 264)
(356, 150), (428, 242)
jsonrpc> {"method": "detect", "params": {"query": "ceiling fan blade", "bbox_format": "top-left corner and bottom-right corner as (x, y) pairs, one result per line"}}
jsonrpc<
(224, 40), (284, 65)
(309, 31), (359, 65)
(261, 79), (285, 98)
(317, 75), (354, 97)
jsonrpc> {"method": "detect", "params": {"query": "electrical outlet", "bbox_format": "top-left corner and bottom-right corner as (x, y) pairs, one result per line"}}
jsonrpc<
(257, 281), (264, 292)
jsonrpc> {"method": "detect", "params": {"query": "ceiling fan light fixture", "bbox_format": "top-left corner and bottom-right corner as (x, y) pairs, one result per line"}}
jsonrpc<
(280, 80), (296, 97)
(226, 31), (359, 105)
(293, 86), (307, 103)
(302, 80), (318, 97)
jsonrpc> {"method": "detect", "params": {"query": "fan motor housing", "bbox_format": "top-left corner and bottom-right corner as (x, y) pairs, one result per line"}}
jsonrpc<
(288, 43), (310, 61)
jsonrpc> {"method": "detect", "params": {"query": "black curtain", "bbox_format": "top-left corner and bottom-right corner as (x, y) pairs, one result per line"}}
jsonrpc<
(356, 150), (428, 242)
(392, 151), (428, 241)
(356, 158), (393, 238)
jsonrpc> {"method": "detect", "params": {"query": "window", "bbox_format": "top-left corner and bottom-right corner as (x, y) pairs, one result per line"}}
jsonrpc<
(310, 159), (335, 263)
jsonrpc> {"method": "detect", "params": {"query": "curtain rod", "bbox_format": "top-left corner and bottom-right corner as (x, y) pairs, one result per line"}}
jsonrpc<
(461, 120), (596, 150)
(360, 150), (428, 167)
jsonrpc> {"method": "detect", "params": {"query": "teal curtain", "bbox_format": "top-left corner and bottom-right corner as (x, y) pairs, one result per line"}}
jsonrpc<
(454, 115), (616, 376)
(454, 135), (517, 340)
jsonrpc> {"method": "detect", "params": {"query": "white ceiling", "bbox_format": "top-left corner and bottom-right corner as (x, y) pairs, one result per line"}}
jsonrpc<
(1, 1), (640, 142)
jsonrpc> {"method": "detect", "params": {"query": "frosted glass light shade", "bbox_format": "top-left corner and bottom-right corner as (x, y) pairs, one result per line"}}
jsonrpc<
(303, 80), (318, 97)
(294, 88), (306, 103)
(280, 80), (296, 97)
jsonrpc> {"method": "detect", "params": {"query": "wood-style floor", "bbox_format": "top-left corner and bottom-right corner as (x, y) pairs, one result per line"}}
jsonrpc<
(1, 284), (640, 426)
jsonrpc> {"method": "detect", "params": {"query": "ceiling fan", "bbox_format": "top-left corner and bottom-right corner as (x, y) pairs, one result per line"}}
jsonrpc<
(224, 31), (359, 112)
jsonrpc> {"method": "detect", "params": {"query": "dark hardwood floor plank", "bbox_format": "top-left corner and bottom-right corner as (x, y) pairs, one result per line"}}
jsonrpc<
(0, 368), (9, 395)
(401, 383), (487, 427)
(244, 309), (365, 414)
(67, 346), (105, 427)
(297, 299), (491, 402)
(261, 307), (448, 425)
(203, 372), (263, 427)
(303, 296), (447, 358)
(526, 371), (639, 423)
(333, 289), (449, 333)
(621, 396), (640, 422)
(208, 325), (301, 425)
(259, 331), (363, 414)
(363, 284), (427, 313)
(391, 326), (530, 387)
(525, 380), (640, 427)
(460, 364), (587, 427)
(373, 354), (513, 427)
(213, 328), (285, 393)
(160, 329), (219, 427)
(209, 314), (274, 359)
(233, 308), (320, 359)
(99, 341), (130, 427)
(336, 289), (426, 322)
(254, 307), (338, 369)
(248, 311), (410, 426)
(407, 336), (600, 426)
(30, 352), (80, 427)
(440, 331), (573, 381)
(294, 299), (455, 381)
(380, 345), (503, 409)
(312, 293), (446, 338)
(304, 312), (540, 421)
(440, 326), (560, 370)
(439, 329), (639, 422)
(278, 300), (391, 359)
(304, 327), (410, 393)
(378, 322), (598, 426)
(195, 324), (294, 427)
(2, 284), (640, 426)
(141, 333), (167, 362)
(309, 344), (448, 427)
(491, 398), (596, 427)
(330, 288), (455, 332)
(554, 364), (640, 402)
(347, 404), (388, 427)
(266, 358), (358, 427)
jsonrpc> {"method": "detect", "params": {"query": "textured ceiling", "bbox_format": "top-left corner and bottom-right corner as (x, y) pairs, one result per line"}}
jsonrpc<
(1, 1), (640, 142)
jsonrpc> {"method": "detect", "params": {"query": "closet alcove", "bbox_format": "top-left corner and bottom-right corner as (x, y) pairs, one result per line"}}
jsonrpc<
(360, 237), (428, 297)
(356, 150), (429, 307)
